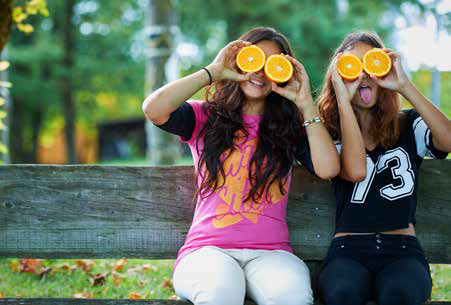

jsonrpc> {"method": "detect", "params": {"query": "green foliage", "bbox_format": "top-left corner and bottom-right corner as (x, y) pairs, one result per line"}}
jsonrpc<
(178, 0), (423, 91)
(9, 0), (146, 162)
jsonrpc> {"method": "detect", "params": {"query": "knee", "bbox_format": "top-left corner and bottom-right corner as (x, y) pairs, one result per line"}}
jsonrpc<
(263, 286), (313, 305)
(192, 283), (245, 305)
(378, 284), (428, 305)
(320, 284), (362, 305)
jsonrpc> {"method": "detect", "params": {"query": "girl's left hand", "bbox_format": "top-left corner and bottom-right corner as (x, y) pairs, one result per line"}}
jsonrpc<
(369, 49), (410, 93)
(271, 54), (314, 111)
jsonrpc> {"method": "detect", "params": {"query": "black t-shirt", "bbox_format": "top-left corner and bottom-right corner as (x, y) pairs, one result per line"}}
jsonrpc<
(154, 101), (315, 174)
(332, 109), (448, 233)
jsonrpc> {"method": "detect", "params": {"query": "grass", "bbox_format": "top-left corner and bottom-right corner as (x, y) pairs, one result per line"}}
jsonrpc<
(0, 259), (449, 300)
(0, 259), (177, 299)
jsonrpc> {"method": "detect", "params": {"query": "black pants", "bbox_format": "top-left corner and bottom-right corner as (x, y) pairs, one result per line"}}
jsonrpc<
(318, 234), (432, 305)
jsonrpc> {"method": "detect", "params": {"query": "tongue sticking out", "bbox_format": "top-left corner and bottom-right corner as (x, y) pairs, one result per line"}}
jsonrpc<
(359, 87), (372, 105)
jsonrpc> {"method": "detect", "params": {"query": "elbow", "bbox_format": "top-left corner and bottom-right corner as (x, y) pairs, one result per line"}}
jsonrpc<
(346, 168), (367, 182)
(142, 94), (161, 124)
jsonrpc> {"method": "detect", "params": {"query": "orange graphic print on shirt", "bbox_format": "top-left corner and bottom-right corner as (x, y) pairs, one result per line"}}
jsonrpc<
(212, 134), (288, 228)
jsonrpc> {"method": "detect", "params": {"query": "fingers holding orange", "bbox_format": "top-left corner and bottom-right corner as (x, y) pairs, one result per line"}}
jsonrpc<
(363, 48), (392, 77)
(337, 54), (363, 81)
(236, 45), (266, 73)
(264, 54), (293, 83)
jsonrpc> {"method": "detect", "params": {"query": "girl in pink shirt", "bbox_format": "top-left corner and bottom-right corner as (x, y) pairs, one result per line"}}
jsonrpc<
(142, 27), (340, 305)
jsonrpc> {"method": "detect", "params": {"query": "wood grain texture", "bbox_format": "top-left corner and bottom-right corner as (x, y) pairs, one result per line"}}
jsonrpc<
(0, 160), (450, 263)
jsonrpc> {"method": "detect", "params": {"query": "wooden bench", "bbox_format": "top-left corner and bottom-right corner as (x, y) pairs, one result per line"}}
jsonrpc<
(0, 160), (449, 305)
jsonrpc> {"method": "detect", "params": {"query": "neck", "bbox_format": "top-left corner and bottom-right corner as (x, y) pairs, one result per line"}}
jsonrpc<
(353, 107), (371, 134)
(242, 98), (265, 115)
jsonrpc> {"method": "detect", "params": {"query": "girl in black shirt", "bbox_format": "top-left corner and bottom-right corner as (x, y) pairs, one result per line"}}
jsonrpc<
(316, 31), (450, 305)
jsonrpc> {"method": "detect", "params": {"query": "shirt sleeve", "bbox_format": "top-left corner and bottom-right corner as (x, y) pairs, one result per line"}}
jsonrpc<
(154, 102), (196, 142)
(407, 109), (448, 159)
(294, 136), (316, 176)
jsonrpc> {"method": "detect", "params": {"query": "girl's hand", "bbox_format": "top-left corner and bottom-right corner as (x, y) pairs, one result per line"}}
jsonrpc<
(369, 49), (410, 93)
(271, 54), (314, 111)
(331, 52), (364, 105)
(206, 40), (252, 82)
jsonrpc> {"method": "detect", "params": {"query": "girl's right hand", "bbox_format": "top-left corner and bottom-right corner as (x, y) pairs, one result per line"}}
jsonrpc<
(331, 52), (364, 104)
(206, 40), (252, 82)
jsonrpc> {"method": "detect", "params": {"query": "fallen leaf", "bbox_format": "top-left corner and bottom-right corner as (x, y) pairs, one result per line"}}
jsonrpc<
(162, 277), (172, 288)
(76, 260), (93, 272)
(73, 292), (94, 298)
(89, 272), (109, 287)
(9, 261), (18, 272)
(38, 267), (52, 279)
(111, 258), (127, 272)
(52, 263), (74, 273)
(112, 271), (126, 286)
(129, 292), (141, 299)
(0, 293), (3, 298)
(19, 259), (42, 273)
(142, 264), (158, 272)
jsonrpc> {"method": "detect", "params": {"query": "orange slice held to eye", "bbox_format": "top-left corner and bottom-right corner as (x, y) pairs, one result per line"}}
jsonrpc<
(363, 48), (392, 77)
(337, 54), (363, 81)
(264, 54), (293, 83)
(236, 45), (266, 73)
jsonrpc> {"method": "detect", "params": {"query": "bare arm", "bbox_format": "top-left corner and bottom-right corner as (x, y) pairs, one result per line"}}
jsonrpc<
(331, 53), (367, 182)
(142, 40), (251, 125)
(371, 49), (450, 152)
(272, 55), (340, 179)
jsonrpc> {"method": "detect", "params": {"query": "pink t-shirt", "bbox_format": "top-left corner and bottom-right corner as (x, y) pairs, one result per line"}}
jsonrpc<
(174, 100), (294, 270)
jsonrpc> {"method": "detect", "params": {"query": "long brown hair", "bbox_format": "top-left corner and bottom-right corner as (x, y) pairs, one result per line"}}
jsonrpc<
(195, 27), (306, 203)
(317, 31), (400, 148)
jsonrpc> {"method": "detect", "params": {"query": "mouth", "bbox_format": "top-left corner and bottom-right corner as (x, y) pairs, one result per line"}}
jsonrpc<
(358, 85), (373, 105)
(249, 78), (266, 88)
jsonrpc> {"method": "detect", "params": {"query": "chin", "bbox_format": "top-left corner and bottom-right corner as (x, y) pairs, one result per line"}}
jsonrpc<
(240, 84), (270, 100)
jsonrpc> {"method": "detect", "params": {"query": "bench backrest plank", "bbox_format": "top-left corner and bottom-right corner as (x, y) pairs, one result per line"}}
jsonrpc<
(0, 160), (450, 263)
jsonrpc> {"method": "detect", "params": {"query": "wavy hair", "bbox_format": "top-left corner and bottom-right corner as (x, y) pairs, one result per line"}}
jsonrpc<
(195, 27), (306, 203)
(317, 31), (400, 148)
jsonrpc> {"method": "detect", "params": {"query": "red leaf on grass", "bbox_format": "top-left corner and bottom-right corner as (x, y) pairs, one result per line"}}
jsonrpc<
(74, 292), (94, 298)
(76, 260), (93, 272)
(19, 259), (42, 273)
(129, 292), (141, 299)
(162, 277), (173, 288)
(111, 258), (127, 272)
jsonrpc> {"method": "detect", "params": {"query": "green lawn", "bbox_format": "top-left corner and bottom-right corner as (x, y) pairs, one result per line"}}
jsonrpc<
(0, 259), (449, 300)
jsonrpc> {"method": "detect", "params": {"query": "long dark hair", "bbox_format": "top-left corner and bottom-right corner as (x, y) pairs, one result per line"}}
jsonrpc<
(317, 31), (400, 148)
(195, 27), (306, 203)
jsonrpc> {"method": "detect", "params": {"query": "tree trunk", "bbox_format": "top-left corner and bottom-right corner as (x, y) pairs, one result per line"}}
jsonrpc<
(0, 0), (12, 53)
(0, 48), (10, 164)
(61, 0), (77, 163)
(144, 0), (180, 165)
(10, 96), (24, 163)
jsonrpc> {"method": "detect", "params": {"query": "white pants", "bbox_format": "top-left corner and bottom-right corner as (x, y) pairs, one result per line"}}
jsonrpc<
(173, 246), (313, 305)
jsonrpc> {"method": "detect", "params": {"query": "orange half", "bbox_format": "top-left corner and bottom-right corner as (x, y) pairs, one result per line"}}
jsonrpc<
(236, 45), (266, 73)
(337, 54), (363, 81)
(363, 48), (392, 77)
(264, 54), (293, 83)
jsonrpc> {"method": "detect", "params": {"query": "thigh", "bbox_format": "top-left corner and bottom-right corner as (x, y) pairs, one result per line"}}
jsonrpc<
(173, 246), (246, 305)
(244, 250), (313, 305)
(318, 256), (371, 305)
(375, 257), (432, 305)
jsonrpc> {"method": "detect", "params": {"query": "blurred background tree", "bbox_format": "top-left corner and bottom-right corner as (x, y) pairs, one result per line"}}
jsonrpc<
(2, 0), (449, 164)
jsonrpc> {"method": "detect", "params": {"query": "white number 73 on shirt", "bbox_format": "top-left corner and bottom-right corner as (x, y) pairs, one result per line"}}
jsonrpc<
(351, 147), (415, 203)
